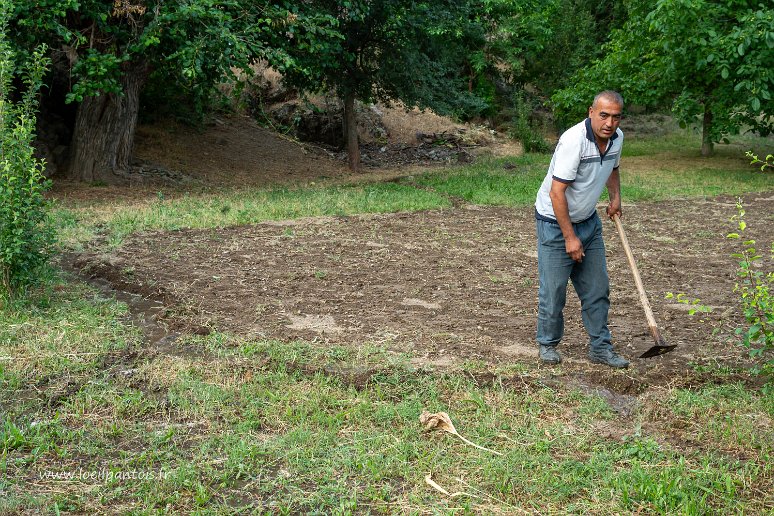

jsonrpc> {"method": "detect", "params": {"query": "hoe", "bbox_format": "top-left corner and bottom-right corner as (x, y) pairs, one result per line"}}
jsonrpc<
(612, 214), (677, 358)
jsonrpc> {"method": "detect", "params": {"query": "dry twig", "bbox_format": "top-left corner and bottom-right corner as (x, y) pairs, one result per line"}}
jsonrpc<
(419, 410), (503, 456)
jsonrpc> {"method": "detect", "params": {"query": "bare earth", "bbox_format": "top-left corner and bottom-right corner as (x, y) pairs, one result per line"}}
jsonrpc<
(74, 193), (774, 395)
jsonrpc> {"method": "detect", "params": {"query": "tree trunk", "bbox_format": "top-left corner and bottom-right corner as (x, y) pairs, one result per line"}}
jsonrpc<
(701, 104), (714, 157)
(67, 60), (148, 183)
(343, 93), (360, 171)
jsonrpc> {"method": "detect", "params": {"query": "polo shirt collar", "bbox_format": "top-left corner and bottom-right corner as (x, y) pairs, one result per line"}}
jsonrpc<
(585, 117), (618, 143)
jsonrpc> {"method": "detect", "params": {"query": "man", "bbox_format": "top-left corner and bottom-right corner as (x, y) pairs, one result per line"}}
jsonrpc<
(534, 90), (629, 368)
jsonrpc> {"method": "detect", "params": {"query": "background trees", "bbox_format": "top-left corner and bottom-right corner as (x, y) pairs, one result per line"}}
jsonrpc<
(552, 0), (774, 156)
(5, 0), (774, 180)
(10, 0), (331, 182)
(279, 1), (495, 170)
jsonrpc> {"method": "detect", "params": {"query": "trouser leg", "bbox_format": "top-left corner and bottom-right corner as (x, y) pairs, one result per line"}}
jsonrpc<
(570, 215), (613, 352)
(536, 220), (574, 347)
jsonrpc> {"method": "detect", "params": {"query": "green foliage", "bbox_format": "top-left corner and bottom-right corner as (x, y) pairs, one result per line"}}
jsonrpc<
(727, 200), (773, 384)
(280, 1), (494, 120)
(506, 92), (551, 153)
(746, 151), (774, 171)
(0, 3), (54, 300)
(520, 0), (626, 96)
(9, 1), (328, 121)
(552, 0), (774, 145)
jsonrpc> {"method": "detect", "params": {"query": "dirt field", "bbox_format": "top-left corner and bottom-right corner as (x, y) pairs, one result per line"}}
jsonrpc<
(72, 192), (774, 396)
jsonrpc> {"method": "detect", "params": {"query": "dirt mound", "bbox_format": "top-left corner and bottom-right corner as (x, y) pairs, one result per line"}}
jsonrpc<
(133, 116), (350, 187)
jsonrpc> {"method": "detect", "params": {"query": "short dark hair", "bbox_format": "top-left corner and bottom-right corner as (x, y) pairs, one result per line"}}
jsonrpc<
(593, 90), (624, 108)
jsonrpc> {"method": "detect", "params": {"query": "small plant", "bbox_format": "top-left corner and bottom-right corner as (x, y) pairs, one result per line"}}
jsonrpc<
(666, 200), (772, 388)
(664, 292), (712, 316)
(0, 4), (54, 301)
(727, 200), (773, 383)
(745, 151), (773, 171)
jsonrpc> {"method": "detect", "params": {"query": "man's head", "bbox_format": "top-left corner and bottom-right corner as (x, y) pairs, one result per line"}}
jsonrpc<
(588, 90), (624, 143)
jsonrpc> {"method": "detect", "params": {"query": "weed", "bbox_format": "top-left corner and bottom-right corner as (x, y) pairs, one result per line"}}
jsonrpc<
(664, 292), (712, 316)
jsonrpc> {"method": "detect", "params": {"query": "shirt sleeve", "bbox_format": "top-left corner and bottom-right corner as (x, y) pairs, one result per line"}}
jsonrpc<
(550, 134), (582, 183)
(614, 131), (624, 168)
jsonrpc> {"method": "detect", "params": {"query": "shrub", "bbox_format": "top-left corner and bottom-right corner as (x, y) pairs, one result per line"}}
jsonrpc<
(507, 92), (551, 154)
(0, 5), (54, 302)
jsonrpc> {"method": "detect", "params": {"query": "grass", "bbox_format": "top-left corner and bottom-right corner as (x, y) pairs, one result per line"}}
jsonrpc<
(52, 182), (452, 250)
(407, 139), (774, 208)
(2, 304), (772, 513)
(50, 126), (773, 251)
(3, 125), (773, 512)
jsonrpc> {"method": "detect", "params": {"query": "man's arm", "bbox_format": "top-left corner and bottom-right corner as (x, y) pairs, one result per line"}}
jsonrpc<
(549, 179), (584, 262)
(606, 167), (622, 219)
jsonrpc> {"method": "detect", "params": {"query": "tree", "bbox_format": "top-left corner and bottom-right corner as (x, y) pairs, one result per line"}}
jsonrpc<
(552, 0), (774, 156)
(280, 1), (492, 170)
(519, 0), (626, 95)
(10, 1), (328, 183)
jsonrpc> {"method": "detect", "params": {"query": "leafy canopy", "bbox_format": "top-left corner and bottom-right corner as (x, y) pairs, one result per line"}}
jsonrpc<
(279, 0), (513, 119)
(552, 0), (774, 141)
(9, 0), (336, 119)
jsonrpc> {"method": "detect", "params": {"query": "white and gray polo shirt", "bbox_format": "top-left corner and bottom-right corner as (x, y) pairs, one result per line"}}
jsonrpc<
(535, 118), (623, 223)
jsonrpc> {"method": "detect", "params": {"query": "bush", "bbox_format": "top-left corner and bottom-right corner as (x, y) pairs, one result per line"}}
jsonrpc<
(0, 6), (54, 301)
(507, 92), (551, 154)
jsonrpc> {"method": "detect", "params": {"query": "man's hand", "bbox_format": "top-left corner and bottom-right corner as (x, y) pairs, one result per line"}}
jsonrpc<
(606, 200), (621, 220)
(565, 235), (585, 262)
(549, 179), (585, 263)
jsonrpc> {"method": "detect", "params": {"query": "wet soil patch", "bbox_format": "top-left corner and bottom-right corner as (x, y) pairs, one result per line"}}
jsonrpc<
(71, 195), (774, 396)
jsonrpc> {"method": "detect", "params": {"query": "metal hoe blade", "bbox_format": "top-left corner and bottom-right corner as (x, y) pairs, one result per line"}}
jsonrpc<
(639, 337), (677, 359)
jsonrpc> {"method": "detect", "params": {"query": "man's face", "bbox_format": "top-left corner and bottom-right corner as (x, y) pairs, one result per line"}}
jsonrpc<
(588, 97), (622, 142)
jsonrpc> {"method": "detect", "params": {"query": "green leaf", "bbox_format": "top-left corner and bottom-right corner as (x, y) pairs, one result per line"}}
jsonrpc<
(751, 97), (761, 111)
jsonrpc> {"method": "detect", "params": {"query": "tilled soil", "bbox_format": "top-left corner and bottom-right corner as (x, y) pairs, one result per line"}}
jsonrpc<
(73, 194), (774, 394)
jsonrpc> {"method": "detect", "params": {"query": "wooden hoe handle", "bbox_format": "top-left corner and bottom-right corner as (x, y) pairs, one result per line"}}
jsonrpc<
(612, 214), (666, 345)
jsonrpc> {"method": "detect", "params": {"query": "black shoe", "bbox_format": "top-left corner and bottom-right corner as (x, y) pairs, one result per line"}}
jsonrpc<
(588, 349), (629, 369)
(539, 345), (562, 365)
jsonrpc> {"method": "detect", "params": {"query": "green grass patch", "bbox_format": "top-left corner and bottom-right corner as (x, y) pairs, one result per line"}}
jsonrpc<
(407, 154), (548, 206)
(0, 278), (140, 412)
(53, 182), (451, 249)
(3, 324), (772, 513)
(407, 138), (773, 208)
